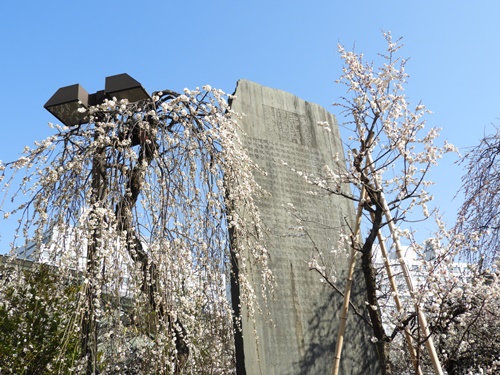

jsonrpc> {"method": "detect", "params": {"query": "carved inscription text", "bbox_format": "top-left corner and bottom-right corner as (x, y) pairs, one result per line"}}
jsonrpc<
(263, 105), (315, 147)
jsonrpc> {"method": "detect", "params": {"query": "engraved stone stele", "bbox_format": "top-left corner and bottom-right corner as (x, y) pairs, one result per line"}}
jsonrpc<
(229, 80), (378, 375)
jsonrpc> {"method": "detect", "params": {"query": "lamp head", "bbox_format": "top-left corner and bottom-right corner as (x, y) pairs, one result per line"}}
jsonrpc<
(44, 74), (149, 126)
(44, 84), (89, 126)
(105, 73), (150, 103)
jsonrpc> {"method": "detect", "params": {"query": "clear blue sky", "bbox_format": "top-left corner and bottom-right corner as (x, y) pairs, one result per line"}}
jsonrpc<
(1, 1), (499, 245)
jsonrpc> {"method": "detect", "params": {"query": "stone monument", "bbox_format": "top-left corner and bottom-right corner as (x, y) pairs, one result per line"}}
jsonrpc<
(229, 80), (377, 375)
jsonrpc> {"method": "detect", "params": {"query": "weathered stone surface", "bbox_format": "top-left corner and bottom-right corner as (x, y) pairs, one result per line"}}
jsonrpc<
(230, 80), (377, 375)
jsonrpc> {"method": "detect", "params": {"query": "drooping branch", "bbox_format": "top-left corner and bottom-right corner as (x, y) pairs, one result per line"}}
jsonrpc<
(113, 110), (192, 371)
(455, 127), (500, 267)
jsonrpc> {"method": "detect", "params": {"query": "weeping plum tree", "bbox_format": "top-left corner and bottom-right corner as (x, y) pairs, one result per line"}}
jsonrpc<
(0, 85), (272, 374)
(454, 126), (500, 267)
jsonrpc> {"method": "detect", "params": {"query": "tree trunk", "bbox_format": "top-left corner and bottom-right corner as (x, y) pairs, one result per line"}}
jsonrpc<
(81, 142), (107, 375)
(360, 202), (392, 375)
(115, 138), (189, 371)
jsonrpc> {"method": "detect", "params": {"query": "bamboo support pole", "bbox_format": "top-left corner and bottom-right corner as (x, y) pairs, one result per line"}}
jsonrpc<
(374, 229), (423, 375)
(332, 187), (365, 375)
(366, 152), (443, 375)
(380, 197), (443, 375)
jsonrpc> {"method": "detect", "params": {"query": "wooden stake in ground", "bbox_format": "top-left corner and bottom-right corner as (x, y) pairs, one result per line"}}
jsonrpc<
(332, 187), (365, 375)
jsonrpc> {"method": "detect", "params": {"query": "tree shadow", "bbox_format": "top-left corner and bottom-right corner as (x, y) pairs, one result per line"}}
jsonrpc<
(292, 269), (379, 375)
